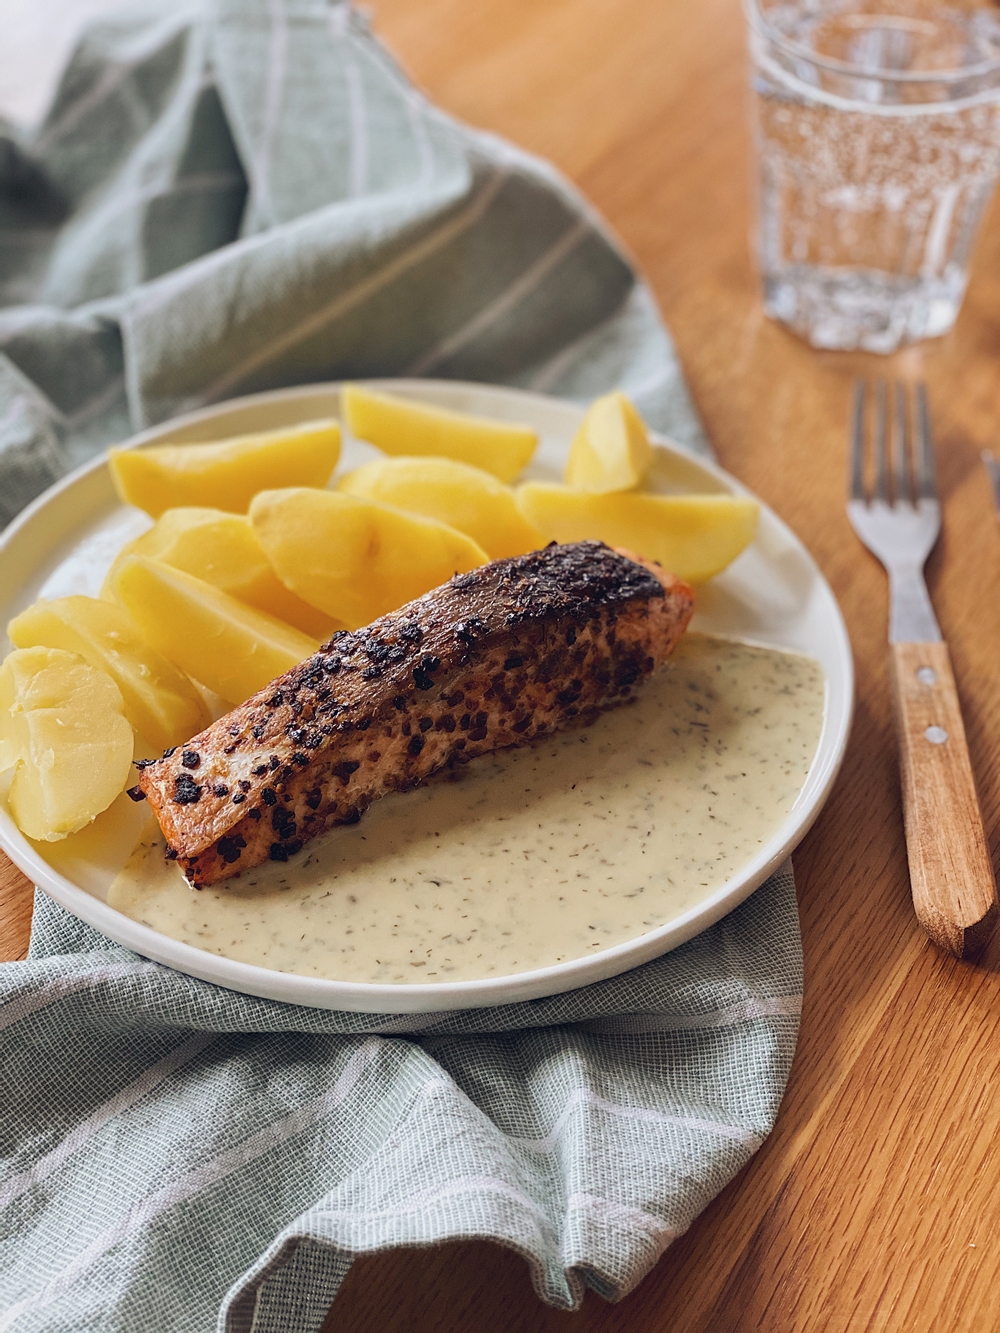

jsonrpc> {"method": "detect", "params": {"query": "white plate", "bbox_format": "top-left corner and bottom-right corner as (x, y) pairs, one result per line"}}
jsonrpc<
(0, 380), (853, 1012)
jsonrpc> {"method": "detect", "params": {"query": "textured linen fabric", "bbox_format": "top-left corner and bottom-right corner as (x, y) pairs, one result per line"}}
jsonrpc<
(4, 878), (802, 1332)
(0, 3), (804, 1330)
(0, 0), (706, 524)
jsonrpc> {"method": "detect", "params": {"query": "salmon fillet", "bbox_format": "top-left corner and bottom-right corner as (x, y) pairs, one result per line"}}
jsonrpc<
(137, 541), (694, 887)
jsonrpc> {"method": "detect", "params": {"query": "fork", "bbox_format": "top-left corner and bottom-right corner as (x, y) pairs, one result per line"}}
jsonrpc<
(848, 380), (997, 959)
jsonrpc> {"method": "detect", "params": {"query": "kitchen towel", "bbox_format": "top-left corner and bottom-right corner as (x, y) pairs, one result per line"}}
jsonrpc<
(0, 3), (802, 1330)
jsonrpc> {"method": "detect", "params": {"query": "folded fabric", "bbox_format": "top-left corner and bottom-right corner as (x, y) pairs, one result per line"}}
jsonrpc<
(0, 3), (801, 1331)
(0, 0), (706, 525)
(4, 877), (801, 1333)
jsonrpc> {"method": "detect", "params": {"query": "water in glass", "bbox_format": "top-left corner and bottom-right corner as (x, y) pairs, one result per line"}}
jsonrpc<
(749, 0), (1000, 352)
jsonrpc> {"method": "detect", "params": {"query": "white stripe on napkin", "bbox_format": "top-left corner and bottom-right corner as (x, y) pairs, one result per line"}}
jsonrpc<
(345, 55), (369, 198)
(579, 994), (803, 1036)
(307, 1183), (676, 1254)
(0, 961), (162, 1033)
(510, 1086), (765, 1154)
(33, 15), (194, 154)
(406, 218), (590, 376)
(251, 0), (290, 228)
(61, 374), (127, 430)
(569, 1192), (680, 1250)
(192, 166), (511, 407)
(317, 1173), (557, 1236)
(404, 88), (435, 188)
(412, 1073), (762, 1154)
(329, 1), (370, 197)
(0, 1037), (384, 1332)
(0, 1033), (219, 1213)
(526, 303), (625, 392)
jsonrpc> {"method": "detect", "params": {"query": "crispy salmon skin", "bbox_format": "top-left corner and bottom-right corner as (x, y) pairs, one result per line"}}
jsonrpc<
(137, 541), (694, 886)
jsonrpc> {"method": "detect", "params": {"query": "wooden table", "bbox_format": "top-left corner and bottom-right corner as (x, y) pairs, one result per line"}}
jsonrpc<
(6, 0), (1000, 1327)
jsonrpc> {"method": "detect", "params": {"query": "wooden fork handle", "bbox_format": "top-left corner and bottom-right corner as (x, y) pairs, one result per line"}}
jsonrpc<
(888, 641), (998, 959)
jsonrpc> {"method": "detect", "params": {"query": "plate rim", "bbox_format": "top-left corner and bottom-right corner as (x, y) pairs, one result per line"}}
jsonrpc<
(0, 379), (854, 1012)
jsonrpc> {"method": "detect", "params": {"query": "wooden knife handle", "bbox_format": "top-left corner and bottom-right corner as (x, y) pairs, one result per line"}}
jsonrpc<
(888, 641), (998, 959)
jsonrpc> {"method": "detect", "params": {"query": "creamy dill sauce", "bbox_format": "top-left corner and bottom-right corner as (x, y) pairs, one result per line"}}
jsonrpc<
(108, 634), (824, 983)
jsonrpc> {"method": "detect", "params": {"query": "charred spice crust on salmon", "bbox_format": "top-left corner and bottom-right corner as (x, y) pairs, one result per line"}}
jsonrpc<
(136, 541), (695, 887)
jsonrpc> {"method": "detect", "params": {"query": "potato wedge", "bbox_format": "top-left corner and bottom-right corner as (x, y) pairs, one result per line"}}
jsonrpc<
(109, 556), (318, 704)
(564, 391), (652, 492)
(342, 385), (536, 483)
(250, 488), (488, 630)
(102, 508), (340, 639)
(108, 419), (341, 518)
(516, 484), (759, 583)
(337, 457), (543, 560)
(0, 647), (134, 841)
(7, 595), (211, 753)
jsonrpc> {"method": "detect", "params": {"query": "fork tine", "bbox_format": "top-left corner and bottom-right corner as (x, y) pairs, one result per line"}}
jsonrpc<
(873, 380), (890, 503)
(892, 381), (911, 504)
(850, 380), (866, 501)
(914, 382), (937, 500)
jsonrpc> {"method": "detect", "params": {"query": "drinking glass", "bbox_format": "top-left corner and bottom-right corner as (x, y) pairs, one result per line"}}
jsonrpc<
(747, 0), (1000, 352)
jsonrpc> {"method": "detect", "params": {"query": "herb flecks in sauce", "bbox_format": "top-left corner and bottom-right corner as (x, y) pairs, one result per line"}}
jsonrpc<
(108, 634), (824, 983)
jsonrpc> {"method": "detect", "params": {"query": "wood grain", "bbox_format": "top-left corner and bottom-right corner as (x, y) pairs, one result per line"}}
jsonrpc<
(6, 0), (1000, 1328)
(888, 640), (998, 958)
(0, 854), (32, 962)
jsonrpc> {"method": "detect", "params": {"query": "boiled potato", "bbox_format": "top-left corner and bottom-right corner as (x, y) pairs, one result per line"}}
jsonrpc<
(109, 556), (319, 704)
(108, 419), (341, 518)
(102, 508), (340, 639)
(516, 484), (759, 583)
(337, 457), (543, 560)
(0, 647), (134, 841)
(250, 488), (488, 630)
(7, 595), (210, 753)
(564, 391), (652, 492)
(342, 385), (536, 483)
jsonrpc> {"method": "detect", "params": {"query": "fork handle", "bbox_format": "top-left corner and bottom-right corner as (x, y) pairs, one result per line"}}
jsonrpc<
(888, 641), (998, 959)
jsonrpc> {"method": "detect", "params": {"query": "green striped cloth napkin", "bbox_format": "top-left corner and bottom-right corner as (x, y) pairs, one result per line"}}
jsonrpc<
(0, 3), (802, 1330)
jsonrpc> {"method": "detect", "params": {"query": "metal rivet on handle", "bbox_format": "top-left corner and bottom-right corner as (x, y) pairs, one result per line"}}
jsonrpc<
(916, 666), (937, 685)
(925, 725), (948, 744)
